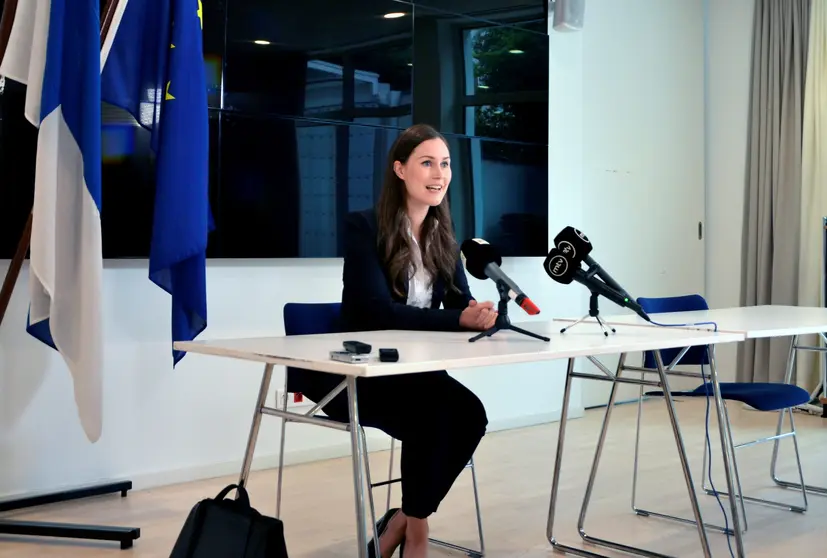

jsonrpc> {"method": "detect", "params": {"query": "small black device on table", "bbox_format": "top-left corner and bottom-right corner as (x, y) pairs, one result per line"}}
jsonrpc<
(379, 348), (399, 362)
(343, 340), (372, 354)
(340, 340), (399, 363)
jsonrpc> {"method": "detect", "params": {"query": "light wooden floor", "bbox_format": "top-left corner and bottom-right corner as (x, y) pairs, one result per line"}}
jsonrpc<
(1, 399), (825, 557)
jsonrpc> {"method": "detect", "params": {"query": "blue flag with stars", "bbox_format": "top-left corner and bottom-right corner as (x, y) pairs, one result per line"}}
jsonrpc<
(101, 0), (212, 364)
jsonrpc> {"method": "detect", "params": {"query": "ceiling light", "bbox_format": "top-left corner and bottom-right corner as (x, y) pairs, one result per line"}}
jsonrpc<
(383, 12), (406, 19)
(508, 49), (524, 54)
(254, 40), (270, 45)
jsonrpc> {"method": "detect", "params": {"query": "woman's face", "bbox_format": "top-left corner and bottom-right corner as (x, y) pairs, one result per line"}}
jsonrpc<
(394, 138), (452, 211)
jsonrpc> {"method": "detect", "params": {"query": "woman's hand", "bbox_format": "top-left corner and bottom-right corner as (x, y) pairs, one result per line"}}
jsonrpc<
(460, 299), (497, 331)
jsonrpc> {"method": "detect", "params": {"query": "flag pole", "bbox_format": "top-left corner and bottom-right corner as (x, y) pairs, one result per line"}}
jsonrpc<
(0, 0), (24, 330)
(0, 0), (140, 551)
(0, 0), (18, 61)
(0, 213), (31, 328)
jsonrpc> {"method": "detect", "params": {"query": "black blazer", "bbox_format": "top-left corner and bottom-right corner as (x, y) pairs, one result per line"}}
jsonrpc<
(340, 208), (474, 333)
(287, 208), (474, 398)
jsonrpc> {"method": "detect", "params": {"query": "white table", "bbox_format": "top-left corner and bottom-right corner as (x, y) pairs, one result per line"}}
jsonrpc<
(175, 320), (744, 558)
(565, 305), (827, 413)
(558, 304), (827, 557)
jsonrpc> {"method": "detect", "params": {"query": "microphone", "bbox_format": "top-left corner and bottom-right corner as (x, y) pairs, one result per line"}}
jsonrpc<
(460, 238), (541, 315)
(544, 246), (650, 321)
(554, 226), (632, 299)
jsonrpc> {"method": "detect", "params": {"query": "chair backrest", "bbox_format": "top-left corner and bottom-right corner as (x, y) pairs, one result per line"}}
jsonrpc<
(282, 302), (343, 396)
(637, 294), (710, 369)
(283, 302), (342, 336)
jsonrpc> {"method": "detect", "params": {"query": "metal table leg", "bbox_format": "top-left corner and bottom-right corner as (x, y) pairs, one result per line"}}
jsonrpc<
(546, 358), (578, 554)
(707, 346), (746, 557)
(235, 365), (379, 557)
(237, 364), (275, 489)
(346, 376), (380, 558)
(547, 353), (714, 558)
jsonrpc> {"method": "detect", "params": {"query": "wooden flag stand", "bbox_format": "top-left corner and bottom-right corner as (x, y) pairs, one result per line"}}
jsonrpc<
(0, 0), (140, 550)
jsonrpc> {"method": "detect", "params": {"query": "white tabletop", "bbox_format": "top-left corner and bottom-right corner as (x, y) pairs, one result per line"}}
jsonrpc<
(173, 320), (743, 378)
(556, 305), (827, 339)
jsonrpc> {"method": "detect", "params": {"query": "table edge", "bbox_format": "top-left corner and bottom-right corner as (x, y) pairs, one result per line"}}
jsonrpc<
(174, 330), (745, 377)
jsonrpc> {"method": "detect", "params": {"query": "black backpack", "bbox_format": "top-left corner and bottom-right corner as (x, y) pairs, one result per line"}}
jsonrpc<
(170, 484), (289, 558)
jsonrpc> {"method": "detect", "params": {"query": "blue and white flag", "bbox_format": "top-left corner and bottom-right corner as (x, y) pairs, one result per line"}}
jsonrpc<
(0, 0), (104, 442)
(101, 0), (211, 364)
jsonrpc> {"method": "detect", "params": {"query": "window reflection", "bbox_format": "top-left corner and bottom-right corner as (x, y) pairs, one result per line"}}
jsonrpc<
(0, 0), (550, 260)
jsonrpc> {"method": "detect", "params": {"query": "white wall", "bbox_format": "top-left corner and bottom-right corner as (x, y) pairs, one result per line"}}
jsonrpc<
(704, 0), (755, 381)
(574, 0), (709, 406)
(0, 253), (583, 498)
(560, 0), (756, 405)
(0, 0), (758, 501)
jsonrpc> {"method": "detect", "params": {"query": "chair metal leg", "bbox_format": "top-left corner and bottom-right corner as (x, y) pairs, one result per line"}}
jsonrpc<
(275, 374), (289, 518)
(469, 456), (486, 556)
(386, 437), (395, 514)
(372, 435), (485, 557)
(426, 454), (485, 557)
(708, 407), (809, 513)
(629, 376), (645, 515)
(770, 335), (827, 495)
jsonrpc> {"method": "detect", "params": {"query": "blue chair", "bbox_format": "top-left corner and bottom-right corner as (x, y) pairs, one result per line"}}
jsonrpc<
(630, 294), (810, 533)
(279, 302), (485, 557)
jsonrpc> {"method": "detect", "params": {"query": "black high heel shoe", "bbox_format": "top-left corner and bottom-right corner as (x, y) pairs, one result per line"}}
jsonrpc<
(368, 508), (406, 558)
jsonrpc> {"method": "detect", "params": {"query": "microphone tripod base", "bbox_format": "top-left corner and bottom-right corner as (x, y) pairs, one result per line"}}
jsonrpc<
(559, 292), (617, 337)
(468, 284), (551, 343)
(469, 320), (551, 343)
(559, 313), (616, 337)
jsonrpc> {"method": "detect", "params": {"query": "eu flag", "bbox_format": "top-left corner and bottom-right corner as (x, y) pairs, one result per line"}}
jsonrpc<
(101, 0), (212, 364)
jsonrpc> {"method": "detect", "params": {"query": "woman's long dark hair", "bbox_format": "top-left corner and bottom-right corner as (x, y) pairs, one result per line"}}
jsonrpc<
(376, 124), (459, 298)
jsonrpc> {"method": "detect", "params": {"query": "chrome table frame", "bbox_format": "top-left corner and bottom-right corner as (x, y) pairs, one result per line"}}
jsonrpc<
(271, 373), (486, 557)
(547, 345), (746, 558)
(234, 363), (486, 558)
(235, 364), (380, 558)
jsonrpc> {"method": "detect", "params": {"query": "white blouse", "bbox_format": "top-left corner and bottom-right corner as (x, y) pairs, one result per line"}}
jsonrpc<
(406, 228), (434, 309)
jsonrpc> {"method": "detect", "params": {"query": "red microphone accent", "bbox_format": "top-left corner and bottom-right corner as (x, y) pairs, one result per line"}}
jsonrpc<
(519, 297), (541, 315)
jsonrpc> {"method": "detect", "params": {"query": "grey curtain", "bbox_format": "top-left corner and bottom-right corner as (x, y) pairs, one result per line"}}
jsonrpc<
(738, 0), (811, 384)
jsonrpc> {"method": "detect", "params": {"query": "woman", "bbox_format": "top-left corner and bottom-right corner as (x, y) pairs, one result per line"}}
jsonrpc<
(298, 124), (495, 558)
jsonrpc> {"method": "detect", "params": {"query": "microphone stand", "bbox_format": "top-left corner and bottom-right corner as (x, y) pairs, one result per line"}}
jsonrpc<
(559, 290), (617, 337)
(469, 279), (551, 343)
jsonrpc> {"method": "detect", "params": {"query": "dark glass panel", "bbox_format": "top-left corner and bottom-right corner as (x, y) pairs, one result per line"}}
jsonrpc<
(222, 0), (413, 123)
(411, 2), (548, 145)
(406, 0), (547, 33)
(442, 131), (548, 256)
(213, 113), (406, 258)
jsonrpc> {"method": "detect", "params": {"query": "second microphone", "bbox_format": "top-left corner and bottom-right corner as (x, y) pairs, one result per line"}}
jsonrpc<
(461, 238), (541, 315)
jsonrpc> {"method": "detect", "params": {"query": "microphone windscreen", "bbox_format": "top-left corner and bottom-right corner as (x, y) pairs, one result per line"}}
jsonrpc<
(460, 238), (502, 280)
(543, 248), (577, 284)
(554, 226), (592, 264)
